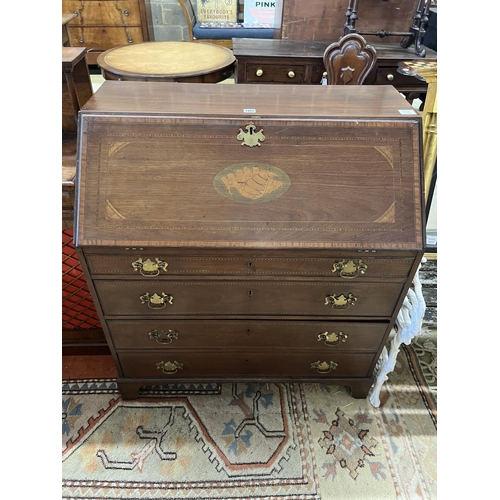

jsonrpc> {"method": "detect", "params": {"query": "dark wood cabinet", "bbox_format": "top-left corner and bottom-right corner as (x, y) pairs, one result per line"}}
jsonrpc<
(74, 82), (425, 400)
(233, 38), (436, 97)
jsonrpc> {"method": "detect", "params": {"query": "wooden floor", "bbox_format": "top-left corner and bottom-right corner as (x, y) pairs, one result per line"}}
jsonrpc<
(62, 354), (118, 379)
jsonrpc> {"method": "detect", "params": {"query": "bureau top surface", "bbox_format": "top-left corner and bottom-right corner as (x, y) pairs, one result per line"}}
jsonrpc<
(75, 82), (424, 250)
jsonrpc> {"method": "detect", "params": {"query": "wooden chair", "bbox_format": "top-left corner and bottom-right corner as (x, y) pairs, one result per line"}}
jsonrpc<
(177, 0), (232, 48)
(322, 33), (377, 85)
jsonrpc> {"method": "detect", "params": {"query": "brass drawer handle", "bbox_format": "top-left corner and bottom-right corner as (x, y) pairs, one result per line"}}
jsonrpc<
(317, 331), (348, 346)
(255, 68), (263, 77)
(132, 257), (168, 276)
(140, 292), (174, 309)
(332, 259), (367, 279)
(288, 71), (295, 78)
(156, 360), (183, 374)
(325, 293), (357, 309)
(386, 73), (394, 81)
(311, 360), (338, 374)
(148, 329), (179, 344)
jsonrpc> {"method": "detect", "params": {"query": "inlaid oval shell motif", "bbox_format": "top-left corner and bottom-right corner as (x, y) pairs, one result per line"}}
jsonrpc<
(213, 163), (291, 203)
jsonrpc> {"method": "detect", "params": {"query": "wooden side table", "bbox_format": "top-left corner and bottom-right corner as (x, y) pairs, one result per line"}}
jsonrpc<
(97, 41), (235, 83)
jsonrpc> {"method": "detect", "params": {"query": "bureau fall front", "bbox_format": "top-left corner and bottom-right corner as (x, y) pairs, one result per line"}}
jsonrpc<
(74, 82), (425, 399)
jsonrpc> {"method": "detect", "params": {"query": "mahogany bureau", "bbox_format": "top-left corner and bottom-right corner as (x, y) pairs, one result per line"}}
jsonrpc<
(74, 82), (425, 400)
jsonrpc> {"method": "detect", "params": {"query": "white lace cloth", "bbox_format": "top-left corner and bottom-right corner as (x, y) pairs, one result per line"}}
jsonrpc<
(368, 257), (427, 407)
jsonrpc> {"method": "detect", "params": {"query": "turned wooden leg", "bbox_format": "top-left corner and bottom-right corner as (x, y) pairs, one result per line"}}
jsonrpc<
(347, 380), (373, 399)
(117, 380), (143, 400)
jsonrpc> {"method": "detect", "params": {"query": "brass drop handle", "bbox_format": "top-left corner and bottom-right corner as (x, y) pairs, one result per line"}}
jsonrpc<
(139, 292), (174, 309)
(156, 361), (183, 374)
(256, 68), (264, 77)
(324, 293), (357, 309)
(132, 257), (168, 276)
(317, 331), (348, 346)
(311, 360), (338, 374)
(288, 71), (295, 78)
(148, 329), (179, 344)
(332, 259), (367, 279)
(386, 74), (394, 81)
(123, 9), (129, 15)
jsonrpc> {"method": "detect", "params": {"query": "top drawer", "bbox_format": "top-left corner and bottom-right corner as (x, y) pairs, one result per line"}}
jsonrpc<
(84, 254), (415, 279)
(63, 0), (143, 26)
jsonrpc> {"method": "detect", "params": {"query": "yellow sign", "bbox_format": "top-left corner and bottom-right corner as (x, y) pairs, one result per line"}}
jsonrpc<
(197, 0), (237, 23)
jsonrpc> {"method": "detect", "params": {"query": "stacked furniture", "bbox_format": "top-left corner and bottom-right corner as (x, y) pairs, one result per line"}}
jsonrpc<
(62, 0), (152, 65)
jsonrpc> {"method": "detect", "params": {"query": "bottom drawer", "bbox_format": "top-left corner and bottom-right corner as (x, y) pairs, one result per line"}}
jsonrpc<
(117, 350), (377, 379)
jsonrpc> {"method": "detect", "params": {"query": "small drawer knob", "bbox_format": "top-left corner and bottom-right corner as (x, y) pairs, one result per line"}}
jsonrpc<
(78, 37), (84, 43)
(256, 68), (263, 77)
(73, 10), (79, 15)
(123, 9), (130, 15)
(386, 73), (394, 81)
(288, 71), (295, 78)
(127, 36), (133, 43)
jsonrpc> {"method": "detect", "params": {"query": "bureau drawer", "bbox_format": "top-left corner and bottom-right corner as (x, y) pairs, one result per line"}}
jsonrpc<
(85, 254), (415, 279)
(94, 280), (404, 317)
(63, 0), (144, 26)
(117, 349), (377, 378)
(67, 27), (144, 51)
(107, 319), (390, 351)
(245, 64), (306, 83)
(374, 66), (420, 87)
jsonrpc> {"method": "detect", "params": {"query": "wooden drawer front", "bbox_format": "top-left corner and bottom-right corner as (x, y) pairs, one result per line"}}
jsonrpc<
(117, 350), (377, 378)
(375, 66), (418, 87)
(95, 280), (403, 317)
(67, 27), (144, 50)
(245, 63), (306, 83)
(107, 319), (389, 351)
(63, 1), (143, 26)
(86, 254), (415, 279)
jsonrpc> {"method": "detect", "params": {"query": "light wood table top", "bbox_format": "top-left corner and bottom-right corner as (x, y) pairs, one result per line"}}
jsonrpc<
(97, 41), (236, 83)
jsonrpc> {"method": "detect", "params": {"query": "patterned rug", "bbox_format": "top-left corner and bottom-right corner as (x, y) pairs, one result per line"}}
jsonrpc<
(62, 334), (437, 499)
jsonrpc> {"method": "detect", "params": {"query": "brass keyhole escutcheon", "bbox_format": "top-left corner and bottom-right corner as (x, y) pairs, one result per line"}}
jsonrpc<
(324, 293), (357, 309)
(332, 260), (367, 279)
(132, 257), (168, 276)
(156, 360), (183, 374)
(317, 331), (348, 346)
(140, 292), (174, 309)
(148, 329), (179, 344)
(311, 360), (338, 374)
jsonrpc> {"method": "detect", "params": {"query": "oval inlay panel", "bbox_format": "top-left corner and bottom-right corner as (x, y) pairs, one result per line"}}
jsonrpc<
(213, 163), (291, 203)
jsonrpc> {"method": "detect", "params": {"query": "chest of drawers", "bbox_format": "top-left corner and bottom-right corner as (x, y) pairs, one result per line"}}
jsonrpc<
(62, 0), (151, 65)
(74, 81), (425, 400)
(233, 39), (437, 99)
